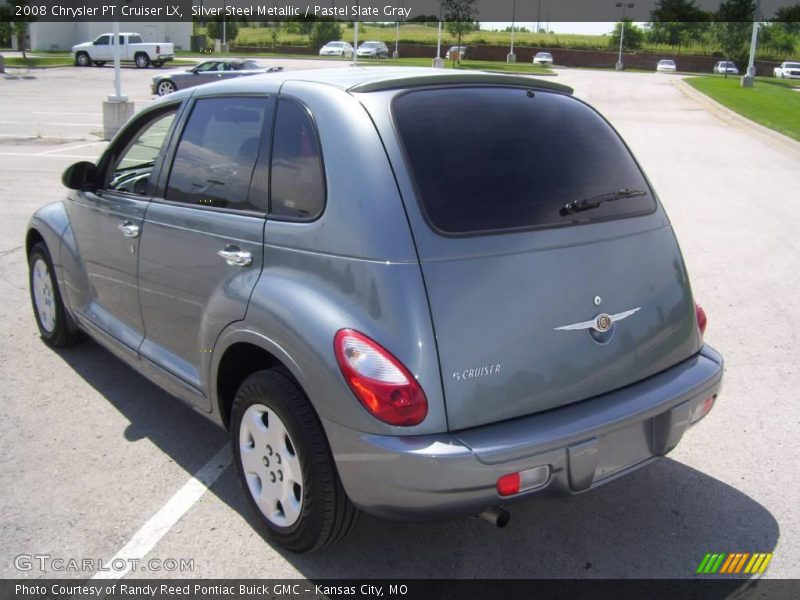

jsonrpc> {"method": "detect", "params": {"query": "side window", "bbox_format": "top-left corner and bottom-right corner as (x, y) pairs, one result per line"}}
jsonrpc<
(129, 35), (142, 44)
(165, 97), (270, 212)
(95, 35), (109, 45)
(106, 109), (177, 196)
(270, 99), (325, 220)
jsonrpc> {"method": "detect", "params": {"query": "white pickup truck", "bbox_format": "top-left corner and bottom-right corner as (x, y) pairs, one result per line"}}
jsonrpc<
(773, 61), (800, 79)
(72, 33), (175, 69)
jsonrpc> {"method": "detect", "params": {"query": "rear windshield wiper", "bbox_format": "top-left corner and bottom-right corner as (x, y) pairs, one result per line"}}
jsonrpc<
(559, 188), (647, 216)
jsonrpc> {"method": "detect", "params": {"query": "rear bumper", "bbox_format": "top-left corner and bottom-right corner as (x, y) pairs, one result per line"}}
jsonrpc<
(326, 345), (723, 521)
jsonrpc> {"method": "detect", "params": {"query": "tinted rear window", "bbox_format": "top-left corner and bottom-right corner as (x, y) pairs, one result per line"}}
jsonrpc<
(392, 87), (655, 235)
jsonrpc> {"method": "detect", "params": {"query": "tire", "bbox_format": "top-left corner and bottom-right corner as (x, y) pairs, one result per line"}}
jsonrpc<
(28, 242), (82, 348)
(152, 61), (163, 68)
(231, 369), (357, 553)
(134, 53), (151, 68)
(93, 61), (105, 67)
(156, 80), (176, 96)
(75, 52), (90, 67)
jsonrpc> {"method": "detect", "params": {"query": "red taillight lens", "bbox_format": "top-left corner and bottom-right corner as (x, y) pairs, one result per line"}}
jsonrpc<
(156, 45), (160, 54)
(695, 303), (707, 336)
(334, 329), (428, 426)
(496, 473), (521, 497)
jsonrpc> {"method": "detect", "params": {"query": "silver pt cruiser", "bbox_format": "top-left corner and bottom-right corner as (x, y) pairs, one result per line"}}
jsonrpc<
(26, 68), (723, 552)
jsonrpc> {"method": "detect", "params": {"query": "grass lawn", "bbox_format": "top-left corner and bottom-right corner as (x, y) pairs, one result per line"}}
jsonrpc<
(3, 56), (74, 67)
(687, 75), (800, 142)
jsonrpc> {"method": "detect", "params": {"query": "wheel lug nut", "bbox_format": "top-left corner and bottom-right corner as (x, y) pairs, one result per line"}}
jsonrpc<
(270, 472), (276, 483)
(276, 454), (281, 464)
(262, 456), (269, 467)
(278, 470), (283, 481)
(266, 445), (273, 456)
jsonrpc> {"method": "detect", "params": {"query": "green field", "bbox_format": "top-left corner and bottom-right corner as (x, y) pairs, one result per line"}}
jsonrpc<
(353, 56), (554, 75)
(227, 23), (794, 59)
(687, 76), (800, 141)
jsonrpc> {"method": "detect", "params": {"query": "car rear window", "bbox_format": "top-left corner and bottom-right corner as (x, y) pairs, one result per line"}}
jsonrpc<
(392, 86), (656, 235)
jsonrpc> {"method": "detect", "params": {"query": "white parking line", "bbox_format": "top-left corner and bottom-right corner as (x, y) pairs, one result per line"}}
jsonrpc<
(91, 444), (232, 580)
(39, 141), (106, 155)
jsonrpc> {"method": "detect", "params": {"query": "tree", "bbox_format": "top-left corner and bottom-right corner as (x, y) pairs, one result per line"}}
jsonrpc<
(206, 18), (239, 43)
(773, 3), (800, 34)
(269, 22), (281, 51)
(760, 22), (797, 56)
(7, 0), (37, 59)
(442, 0), (478, 65)
(647, 0), (710, 46)
(610, 19), (645, 51)
(712, 0), (756, 73)
(310, 20), (342, 51)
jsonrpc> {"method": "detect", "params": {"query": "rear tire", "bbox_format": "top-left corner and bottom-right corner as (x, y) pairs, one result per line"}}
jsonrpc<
(28, 242), (82, 348)
(134, 53), (150, 68)
(231, 369), (357, 553)
(75, 52), (90, 67)
(152, 61), (163, 68)
(93, 61), (105, 67)
(156, 80), (176, 96)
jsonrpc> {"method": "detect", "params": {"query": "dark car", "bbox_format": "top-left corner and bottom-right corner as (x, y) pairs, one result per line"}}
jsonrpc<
(28, 68), (722, 553)
(151, 59), (283, 96)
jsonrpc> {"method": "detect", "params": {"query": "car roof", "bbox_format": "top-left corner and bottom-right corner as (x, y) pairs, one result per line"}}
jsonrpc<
(176, 67), (573, 96)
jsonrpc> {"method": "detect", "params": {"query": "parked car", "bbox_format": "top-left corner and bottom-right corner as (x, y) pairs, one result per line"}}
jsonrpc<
(319, 41), (354, 58)
(151, 59), (283, 96)
(72, 32), (174, 68)
(356, 41), (389, 59)
(773, 61), (800, 79)
(655, 59), (677, 73)
(27, 68), (723, 553)
(533, 52), (554, 65)
(447, 46), (468, 60)
(713, 60), (739, 75)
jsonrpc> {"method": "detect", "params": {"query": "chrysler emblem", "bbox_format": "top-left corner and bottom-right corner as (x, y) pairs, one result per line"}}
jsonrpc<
(554, 307), (641, 333)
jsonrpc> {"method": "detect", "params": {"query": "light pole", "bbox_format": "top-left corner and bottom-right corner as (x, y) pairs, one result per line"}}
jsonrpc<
(614, 2), (634, 71)
(433, 1), (443, 68)
(507, 0), (517, 63)
(741, 0), (762, 87)
(393, 0), (402, 59)
(222, 1), (228, 53)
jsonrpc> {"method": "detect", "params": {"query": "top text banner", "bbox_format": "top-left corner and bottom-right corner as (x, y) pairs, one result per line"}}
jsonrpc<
(17, 1), (797, 23)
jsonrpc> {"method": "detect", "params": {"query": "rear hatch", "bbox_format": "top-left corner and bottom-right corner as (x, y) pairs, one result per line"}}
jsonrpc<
(390, 85), (702, 431)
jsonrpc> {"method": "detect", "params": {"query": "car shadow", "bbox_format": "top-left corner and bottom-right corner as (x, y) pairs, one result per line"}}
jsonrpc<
(54, 340), (779, 579)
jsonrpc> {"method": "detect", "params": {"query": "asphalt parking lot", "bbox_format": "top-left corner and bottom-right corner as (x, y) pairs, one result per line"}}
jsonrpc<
(1, 61), (799, 579)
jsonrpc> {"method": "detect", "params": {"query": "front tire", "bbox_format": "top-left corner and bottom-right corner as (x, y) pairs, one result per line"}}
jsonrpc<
(156, 80), (176, 96)
(75, 52), (90, 67)
(134, 53), (151, 68)
(28, 242), (82, 348)
(231, 369), (356, 553)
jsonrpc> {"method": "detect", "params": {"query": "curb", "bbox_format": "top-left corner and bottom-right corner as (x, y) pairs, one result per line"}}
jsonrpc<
(672, 78), (800, 157)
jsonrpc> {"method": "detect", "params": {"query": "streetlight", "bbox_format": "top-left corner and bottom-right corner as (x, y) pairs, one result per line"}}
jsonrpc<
(393, 0), (402, 59)
(507, 0), (517, 63)
(614, 2), (634, 71)
(741, 0), (762, 87)
(433, 1), (443, 68)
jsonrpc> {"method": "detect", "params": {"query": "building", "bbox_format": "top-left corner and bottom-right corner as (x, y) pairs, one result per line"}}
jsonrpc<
(9, 21), (191, 52)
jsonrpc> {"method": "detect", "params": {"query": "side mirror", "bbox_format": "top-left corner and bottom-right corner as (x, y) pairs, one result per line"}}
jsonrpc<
(190, 66), (199, 74)
(62, 161), (97, 191)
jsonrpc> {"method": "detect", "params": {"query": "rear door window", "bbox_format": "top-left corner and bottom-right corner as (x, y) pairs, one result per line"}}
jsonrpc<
(392, 87), (655, 235)
(165, 97), (271, 212)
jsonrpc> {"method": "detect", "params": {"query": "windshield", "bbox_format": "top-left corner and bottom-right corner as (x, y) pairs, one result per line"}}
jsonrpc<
(361, 42), (378, 48)
(785, 62), (800, 68)
(659, 60), (674, 65)
(393, 87), (655, 235)
(327, 42), (343, 47)
(537, 53), (551, 58)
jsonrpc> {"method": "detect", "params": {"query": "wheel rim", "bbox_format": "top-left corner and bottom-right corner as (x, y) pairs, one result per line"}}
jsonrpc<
(158, 81), (174, 95)
(136, 56), (147, 67)
(239, 404), (303, 527)
(32, 258), (56, 334)
(77, 54), (89, 66)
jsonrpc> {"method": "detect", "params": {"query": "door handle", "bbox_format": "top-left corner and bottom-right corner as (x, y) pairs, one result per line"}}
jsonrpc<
(118, 221), (140, 238)
(217, 245), (252, 267)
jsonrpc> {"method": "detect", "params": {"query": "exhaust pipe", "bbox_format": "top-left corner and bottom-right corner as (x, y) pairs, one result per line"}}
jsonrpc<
(478, 508), (510, 528)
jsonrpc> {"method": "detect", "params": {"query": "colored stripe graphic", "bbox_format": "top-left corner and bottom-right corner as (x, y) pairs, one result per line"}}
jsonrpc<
(698, 552), (773, 574)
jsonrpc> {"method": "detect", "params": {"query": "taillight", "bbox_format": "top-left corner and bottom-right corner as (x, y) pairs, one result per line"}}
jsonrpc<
(695, 303), (707, 337)
(334, 329), (428, 426)
(156, 45), (160, 54)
